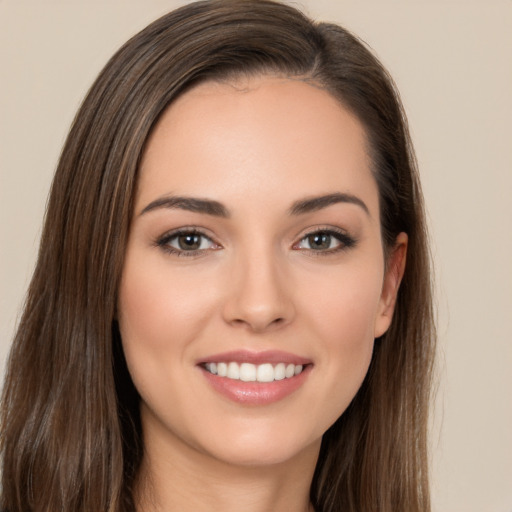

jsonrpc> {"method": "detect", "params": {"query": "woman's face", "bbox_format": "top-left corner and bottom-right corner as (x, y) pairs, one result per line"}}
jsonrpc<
(118, 76), (405, 468)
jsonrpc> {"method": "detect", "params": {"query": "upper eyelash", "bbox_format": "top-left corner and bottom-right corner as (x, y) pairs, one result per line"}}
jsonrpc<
(294, 227), (357, 253)
(154, 227), (217, 257)
(154, 226), (357, 257)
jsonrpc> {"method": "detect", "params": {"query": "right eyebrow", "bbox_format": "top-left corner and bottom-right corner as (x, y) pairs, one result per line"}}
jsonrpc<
(138, 195), (230, 218)
(288, 192), (370, 217)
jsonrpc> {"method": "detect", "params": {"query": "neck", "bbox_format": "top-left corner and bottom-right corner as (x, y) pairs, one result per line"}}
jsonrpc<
(135, 427), (319, 512)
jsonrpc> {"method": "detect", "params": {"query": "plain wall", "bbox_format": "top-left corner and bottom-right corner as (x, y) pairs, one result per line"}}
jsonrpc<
(1, 1), (511, 510)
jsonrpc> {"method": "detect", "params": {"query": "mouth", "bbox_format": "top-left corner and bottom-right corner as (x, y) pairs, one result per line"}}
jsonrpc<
(202, 361), (306, 382)
(197, 350), (312, 405)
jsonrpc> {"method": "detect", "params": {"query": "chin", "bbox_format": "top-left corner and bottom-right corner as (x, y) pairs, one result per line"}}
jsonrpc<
(195, 426), (322, 469)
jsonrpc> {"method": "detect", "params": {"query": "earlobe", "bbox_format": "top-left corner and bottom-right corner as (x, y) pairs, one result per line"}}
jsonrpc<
(374, 232), (408, 338)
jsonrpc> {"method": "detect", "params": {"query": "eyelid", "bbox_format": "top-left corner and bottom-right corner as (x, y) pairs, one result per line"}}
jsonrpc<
(155, 226), (222, 257)
(154, 224), (356, 257)
(291, 226), (357, 253)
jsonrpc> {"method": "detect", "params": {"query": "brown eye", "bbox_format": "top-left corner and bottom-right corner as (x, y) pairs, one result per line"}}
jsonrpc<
(294, 229), (356, 253)
(307, 233), (333, 250)
(177, 233), (202, 250)
(157, 229), (219, 255)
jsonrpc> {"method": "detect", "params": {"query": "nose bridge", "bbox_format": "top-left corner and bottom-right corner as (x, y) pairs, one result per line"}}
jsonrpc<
(223, 240), (294, 332)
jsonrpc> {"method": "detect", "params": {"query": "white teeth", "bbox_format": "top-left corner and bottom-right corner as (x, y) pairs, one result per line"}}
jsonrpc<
(204, 361), (306, 382)
(239, 363), (256, 382)
(206, 362), (217, 375)
(257, 363), (274, 382)
(274, 363), (285, 381)
(217, 362), (227, 377)
(227, 362), (240, 379)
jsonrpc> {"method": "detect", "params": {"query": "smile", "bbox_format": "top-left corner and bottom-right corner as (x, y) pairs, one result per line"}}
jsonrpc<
(204, 362), (304, 382)
(198, 351), (312, 405)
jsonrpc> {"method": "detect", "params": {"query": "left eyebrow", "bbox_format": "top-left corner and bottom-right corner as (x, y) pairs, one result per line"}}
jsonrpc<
(288, 192), (370, 216)
(139, 195), (230, 218)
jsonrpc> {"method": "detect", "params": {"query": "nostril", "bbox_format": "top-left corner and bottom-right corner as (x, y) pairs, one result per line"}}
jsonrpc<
(222, 280), (296, 331)
(229, 315), (287, 332)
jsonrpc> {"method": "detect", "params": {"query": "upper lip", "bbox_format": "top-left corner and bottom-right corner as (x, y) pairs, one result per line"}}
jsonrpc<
(197, 350), (312, 366)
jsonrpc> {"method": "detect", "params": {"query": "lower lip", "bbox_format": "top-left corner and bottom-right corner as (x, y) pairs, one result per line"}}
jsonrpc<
(200, 365), (311, 405)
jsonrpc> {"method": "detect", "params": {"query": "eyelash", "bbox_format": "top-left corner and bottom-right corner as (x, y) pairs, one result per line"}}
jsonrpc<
(155, 226), (357, 257)
(292, 227), (357, 255)
(155, 227), (219, 257)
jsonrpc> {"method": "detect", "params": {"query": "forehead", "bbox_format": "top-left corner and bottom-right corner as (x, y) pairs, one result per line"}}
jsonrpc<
(137, 76), (378, 215)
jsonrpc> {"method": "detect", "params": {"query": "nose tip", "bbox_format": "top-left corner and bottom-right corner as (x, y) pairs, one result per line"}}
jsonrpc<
(222, 257), (295, 333)
(229, 305), (289, 333)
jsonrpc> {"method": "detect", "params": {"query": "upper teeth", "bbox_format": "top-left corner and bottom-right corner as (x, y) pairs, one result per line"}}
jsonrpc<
(205, 362), (304, 382)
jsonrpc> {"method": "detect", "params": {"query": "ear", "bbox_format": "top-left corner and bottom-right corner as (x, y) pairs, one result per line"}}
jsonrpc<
(374, 232), (408, 338)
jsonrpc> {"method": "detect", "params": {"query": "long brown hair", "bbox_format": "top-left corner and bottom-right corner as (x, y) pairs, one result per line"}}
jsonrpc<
(1, 1), (435, 511)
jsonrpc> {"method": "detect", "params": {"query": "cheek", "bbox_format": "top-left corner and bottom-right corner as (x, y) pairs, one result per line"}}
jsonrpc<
(116, 255), (221, 378)
(319, 280), (378, 380)
(296, 260), (383, 421)
(118, 258), (214, 346)
(302, 257), (384, 345)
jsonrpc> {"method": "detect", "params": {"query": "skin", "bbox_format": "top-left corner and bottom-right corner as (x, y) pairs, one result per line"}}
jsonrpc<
(117, 75), (407, 512)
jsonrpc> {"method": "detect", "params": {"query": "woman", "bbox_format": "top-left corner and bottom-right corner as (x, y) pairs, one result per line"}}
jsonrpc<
(0, 1), (435, 511)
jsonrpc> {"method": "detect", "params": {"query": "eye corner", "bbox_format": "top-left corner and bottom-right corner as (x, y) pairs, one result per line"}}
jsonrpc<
(292, 226), (357, 254)
(154, 227), (222, 257)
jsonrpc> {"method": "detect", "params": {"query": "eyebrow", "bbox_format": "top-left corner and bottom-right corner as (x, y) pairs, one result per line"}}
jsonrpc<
(289, 193), (370, 216)
(139, 192), (369, 218)
(139, 195), (230, 217)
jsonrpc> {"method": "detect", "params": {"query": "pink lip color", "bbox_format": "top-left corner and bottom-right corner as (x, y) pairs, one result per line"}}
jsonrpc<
(198, 350), (313, 405)
(198, 349), (311, 366)
(201, 367), (310, 405)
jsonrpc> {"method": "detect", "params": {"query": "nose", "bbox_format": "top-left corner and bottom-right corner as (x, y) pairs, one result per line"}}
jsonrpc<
(222, 249), (295, 333)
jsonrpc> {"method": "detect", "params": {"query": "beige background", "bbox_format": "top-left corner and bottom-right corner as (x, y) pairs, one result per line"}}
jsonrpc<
(1, 1), (511, 510)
